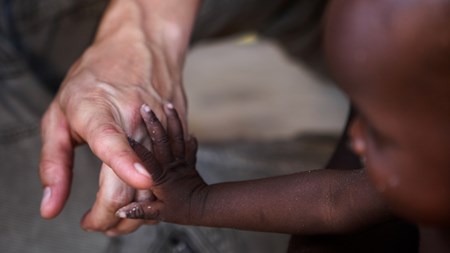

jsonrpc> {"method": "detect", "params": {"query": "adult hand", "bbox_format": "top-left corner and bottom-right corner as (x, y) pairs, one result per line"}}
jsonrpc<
(39, 0), (199, 236)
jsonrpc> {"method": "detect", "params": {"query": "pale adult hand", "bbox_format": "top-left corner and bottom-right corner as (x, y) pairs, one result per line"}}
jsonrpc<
(39, 10), (188, 236)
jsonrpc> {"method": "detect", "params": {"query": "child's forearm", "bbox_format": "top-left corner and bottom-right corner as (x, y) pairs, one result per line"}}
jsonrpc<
(190, 169), (392, 234)
(119, 107), (391, 235)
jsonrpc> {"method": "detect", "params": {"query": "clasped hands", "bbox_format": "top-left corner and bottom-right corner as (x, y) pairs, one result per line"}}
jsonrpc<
(39, 25), (189, 235)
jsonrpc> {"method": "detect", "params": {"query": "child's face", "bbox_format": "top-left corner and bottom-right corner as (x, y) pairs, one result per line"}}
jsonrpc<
(348, 104), (450, 227)
(336, 42), (450, 227)
(325, 0), (450, 227)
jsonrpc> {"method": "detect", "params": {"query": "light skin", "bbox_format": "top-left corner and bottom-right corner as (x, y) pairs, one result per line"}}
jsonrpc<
(39, 0), (200, 235)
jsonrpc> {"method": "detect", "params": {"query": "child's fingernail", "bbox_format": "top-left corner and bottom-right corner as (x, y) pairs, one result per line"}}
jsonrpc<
(40, 187), (52, 209)
(142, 104), (151, 113)
(166, 103), (174, 110)
(134, 162), (151, 179)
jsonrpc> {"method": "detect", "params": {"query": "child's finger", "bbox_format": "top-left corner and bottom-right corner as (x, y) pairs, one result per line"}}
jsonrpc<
(128, 137), (163, 182)
(164, 103), (185, 160)
(185, 137), (198, 167)
(140, 104), (172, 164)
(116, 200), (163, 220)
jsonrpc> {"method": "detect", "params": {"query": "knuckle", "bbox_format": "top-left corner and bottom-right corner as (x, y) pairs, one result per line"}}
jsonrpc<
(172, 132), (184, 143)
(152, 134), (169, 145)
(100, 188), (130, 208)
(83, 219), (113, 232)
(90, 122), (122, 140)
(39, 158), (71, 184)
(39, 158), (58, 172)
(88, 124), (123, 156)
(39, 159), (58, 180)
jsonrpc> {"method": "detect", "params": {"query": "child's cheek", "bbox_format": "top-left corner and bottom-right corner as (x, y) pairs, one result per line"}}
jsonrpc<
(363, 140), (411, 214)
(366, 147), (450, 226)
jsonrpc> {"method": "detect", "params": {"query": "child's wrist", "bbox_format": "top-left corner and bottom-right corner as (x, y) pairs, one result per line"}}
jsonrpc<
(186, 183), (211, 226)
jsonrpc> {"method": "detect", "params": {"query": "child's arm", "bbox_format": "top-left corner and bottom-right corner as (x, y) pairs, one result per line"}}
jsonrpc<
(118, 104), (392, 234)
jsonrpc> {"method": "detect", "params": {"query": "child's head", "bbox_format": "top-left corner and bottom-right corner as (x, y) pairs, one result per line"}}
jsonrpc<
(325, 0), (450, 226)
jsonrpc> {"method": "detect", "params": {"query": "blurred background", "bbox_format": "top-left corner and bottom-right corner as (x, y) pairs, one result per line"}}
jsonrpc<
(185, 36), (348, 142)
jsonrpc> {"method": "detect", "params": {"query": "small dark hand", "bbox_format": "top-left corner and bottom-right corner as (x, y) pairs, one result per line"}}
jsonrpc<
(116, 104), (207, 224)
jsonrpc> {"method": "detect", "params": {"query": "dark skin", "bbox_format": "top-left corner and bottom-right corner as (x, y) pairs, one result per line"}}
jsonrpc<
(117, 0), (449, 252)
(325, 0), (450, 252)
(118, 104), (390, 235)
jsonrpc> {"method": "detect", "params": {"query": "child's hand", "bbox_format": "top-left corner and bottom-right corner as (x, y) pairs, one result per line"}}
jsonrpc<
(116, 104), (207, 224)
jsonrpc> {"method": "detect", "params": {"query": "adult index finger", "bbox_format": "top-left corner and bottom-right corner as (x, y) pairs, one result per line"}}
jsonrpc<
(84, 114), (152, 189)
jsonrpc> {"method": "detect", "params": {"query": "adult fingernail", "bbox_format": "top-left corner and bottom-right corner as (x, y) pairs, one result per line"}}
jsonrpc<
(134, 162), (151, 179)
(164, 103), (175, 116)
(41, 187), (52, 209)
